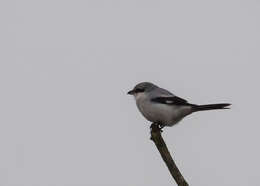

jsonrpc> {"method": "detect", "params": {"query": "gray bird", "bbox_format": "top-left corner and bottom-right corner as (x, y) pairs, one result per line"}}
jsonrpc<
(128, 82), (230, 128)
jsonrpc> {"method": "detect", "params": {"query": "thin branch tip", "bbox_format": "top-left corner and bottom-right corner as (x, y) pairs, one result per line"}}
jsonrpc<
(150, 123), (189, 186)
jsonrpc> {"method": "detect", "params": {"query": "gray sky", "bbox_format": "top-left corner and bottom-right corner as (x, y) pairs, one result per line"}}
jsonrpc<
(0, 0), (259, 186)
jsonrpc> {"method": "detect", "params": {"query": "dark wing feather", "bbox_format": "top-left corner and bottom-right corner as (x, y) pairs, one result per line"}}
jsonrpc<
(151, 96), (192, 106)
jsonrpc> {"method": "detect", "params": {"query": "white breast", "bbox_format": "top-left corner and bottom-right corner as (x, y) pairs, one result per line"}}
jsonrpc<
(135, 93), (172, 124)
(134, 93), (192, 126)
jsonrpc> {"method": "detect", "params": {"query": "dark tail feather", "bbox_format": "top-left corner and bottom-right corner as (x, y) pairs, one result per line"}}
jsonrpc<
(193, 103), (231, 112)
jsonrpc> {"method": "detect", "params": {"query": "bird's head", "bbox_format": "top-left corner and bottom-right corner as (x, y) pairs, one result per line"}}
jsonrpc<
(127, 82), (157, 97)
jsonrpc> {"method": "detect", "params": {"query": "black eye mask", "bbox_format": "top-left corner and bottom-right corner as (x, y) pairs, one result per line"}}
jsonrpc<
(134, 88), (145, 93)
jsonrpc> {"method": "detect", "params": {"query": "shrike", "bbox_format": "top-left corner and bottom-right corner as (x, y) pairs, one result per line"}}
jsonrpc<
(128, 82), (230, 127)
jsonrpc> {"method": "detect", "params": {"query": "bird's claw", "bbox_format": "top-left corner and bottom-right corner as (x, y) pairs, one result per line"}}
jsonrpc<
(158, 124), (164, 132)
(150, 123), (164, 133)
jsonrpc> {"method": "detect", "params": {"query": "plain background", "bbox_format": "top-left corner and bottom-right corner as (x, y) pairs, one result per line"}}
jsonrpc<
(0, 0), (259, 186)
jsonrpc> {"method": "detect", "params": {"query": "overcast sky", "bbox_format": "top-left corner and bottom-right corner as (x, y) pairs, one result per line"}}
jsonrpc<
(0, 0), (259, 186)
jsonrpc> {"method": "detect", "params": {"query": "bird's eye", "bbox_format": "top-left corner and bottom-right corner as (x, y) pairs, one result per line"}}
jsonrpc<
(135, 88), (145, 93)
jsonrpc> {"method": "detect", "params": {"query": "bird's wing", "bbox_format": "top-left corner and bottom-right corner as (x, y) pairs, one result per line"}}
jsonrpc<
(151, 96), (192, 106)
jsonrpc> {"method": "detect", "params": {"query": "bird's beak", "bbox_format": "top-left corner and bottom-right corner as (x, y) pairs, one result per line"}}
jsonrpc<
(127, 90), (135, 95)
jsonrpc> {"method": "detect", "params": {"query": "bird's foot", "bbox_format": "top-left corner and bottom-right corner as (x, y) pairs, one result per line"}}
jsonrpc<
(150, 123), (164, 140)
(158, 124), (165, 132)
(150, 123), (164, 133)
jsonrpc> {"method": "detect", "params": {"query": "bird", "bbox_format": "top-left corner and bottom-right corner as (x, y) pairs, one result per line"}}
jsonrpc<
(128, 82), (230, 128)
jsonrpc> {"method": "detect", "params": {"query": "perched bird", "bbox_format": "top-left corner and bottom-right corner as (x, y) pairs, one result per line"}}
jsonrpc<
(128, 82), (230, 128)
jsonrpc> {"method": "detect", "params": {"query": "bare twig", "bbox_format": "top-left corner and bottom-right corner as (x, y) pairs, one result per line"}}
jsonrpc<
(150, 123), (189, 186)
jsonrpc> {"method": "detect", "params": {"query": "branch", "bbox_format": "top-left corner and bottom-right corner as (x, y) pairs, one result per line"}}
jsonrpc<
(150, 123), (189, 186)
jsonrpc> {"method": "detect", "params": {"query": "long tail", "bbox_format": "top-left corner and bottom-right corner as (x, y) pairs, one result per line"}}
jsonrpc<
(193, 103), (231, 112)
